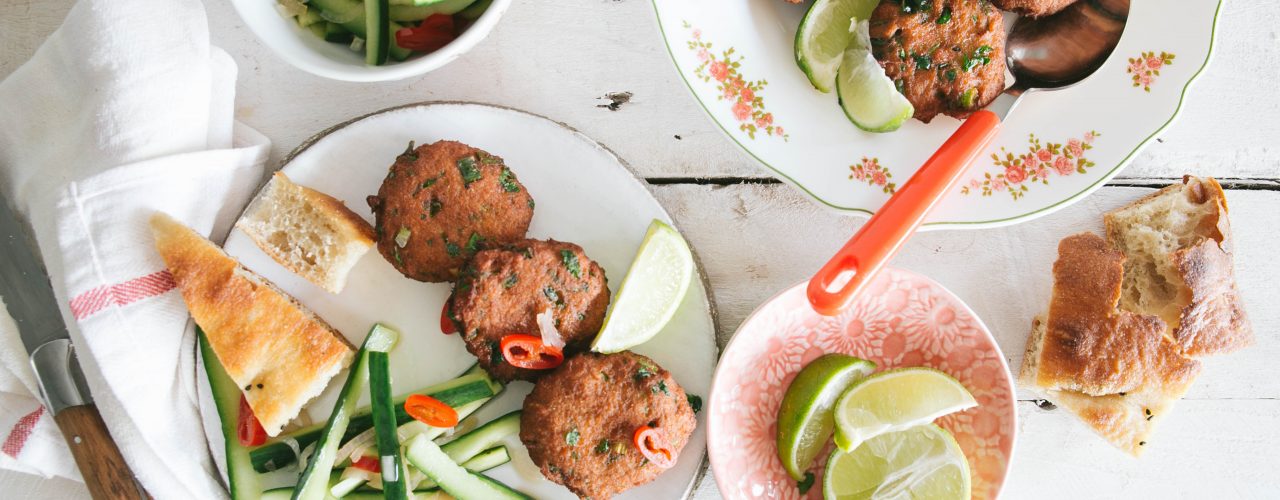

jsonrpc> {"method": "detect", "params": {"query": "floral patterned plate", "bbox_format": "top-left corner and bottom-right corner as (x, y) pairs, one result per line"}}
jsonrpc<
(651, 0), (1222, 228)
(708, 269), (1016, 499)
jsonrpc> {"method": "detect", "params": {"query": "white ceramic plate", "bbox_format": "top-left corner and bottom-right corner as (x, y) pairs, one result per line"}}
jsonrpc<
(214, 103), (716, 498)
(651, 0), (1222, 228)
(228, 0), (511, 82)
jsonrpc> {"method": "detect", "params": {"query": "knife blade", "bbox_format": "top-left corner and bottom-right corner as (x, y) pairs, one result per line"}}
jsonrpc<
(0, 194), (147, 499)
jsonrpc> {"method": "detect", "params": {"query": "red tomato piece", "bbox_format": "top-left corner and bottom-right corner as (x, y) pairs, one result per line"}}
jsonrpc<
(237, 394), (267, 447)
(395, 14), (456, 53)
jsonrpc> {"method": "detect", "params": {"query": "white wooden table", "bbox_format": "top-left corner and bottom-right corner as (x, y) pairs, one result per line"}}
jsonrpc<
(2, 0), (1278, 498)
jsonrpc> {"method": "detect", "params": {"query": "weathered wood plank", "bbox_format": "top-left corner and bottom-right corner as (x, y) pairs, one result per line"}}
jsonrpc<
(654, 183), (1279, 401)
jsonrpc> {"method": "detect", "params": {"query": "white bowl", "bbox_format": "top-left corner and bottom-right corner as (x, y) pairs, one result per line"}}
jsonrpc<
(228, 0), (511, 82)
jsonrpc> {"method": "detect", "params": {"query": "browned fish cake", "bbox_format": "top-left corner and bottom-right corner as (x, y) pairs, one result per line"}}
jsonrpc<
(870, 0), (1007, 122)
(451, 239), (610, 382)
(520, 352), (698, 499)
(366, 140), (534, 282)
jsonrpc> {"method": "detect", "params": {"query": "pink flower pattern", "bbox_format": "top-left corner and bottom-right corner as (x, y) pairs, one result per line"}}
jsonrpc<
(684, 21), (788, 140)
(1127, 51), (1174, 92)
(709, 269), (1015, 500)
(848, 157), (897, 194)
(961, 131), (1101, 200)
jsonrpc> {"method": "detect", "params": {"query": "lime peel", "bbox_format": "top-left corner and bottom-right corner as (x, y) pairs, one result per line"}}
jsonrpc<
(590, 219), (694, 353)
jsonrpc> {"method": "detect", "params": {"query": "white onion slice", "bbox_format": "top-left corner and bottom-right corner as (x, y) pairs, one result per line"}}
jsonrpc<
(537, 308), (565, 349)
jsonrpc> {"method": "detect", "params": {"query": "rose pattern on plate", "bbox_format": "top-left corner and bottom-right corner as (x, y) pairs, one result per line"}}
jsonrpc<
(684, 21), (788, 141)
(1127, 51), (1175, 92)
(960, 131), (1101, 200)
(709, 269), (1015, 500)
(848, 157), (897, 194)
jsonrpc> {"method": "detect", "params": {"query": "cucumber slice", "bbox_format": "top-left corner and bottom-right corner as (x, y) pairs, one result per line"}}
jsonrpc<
(199, 329), (262, 499)
(457, 0), (491, 20)
(458, 446), (510, 472)
(324, 23), (355, 44)
(365, 0), (391, 65)
(405, 435), (531, 500)
(440, 411), (520, 464)
(250, 367), (498, 472)
(293, 324), (398, 500)
(309, 0), (410, 60)
(369, 350), (408, 499)
(297, 8), (325, 27)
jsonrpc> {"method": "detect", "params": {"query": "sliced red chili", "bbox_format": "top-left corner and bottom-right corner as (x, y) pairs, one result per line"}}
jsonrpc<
(395, 14), (456, 52)
(237, 394), (267, 447)
(351, 455), (381, 473)
(404, 394), (459, 427)
(500, 334), (564, 370)
(633, 425), (676, 469)
(440, 295), (458, 334)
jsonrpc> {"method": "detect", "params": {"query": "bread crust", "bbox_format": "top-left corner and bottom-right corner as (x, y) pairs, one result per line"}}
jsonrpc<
(1104, 176), (1252, 356)
(152, 212), (354, 435)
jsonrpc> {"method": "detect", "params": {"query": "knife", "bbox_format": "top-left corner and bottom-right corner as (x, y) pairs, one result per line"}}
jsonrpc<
(0, 195), (148, 499)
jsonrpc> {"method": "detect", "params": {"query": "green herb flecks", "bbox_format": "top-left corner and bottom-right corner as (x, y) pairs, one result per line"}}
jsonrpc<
(465, 232), (484, 254)
(488, 340), (503, 365)
(797, 472), (816, 494)
(652, 380), (670, 396)
(687, 394), (703, 413)
(962, 45), (994, 72)
(935, 6), (952, 24)
(426, 196), (443, 217)
(498, 168), (520, 193)
(527, 198), (536, 209)
(958, 88), (978, 108)
(398, 140), (418, 162)
(560, 250), (581, 278)
(594, 439), (610, 454)
(635, 367), (655, 383)
(503, 274), (518, 289)
(912, 52), (932, 70)
(420, 176), (439, 189)
(478, 151), (501, 165)
(457, 156), (483, 187)
(393, 247), (403, 266)
(565, 428), (580, 446)
(899, 0), (931, 13)
(543, 286), (562, 305)
(445, 238), (461, 258)
(395, 227), (411, 248)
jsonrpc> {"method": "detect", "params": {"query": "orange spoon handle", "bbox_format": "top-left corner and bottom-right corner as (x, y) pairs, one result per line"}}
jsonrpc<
(807, 110), (1002, 316)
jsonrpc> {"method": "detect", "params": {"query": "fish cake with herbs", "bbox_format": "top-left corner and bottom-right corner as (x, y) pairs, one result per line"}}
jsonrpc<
(450, 239), (610, 382)
(870, 0), (1007, 122)
(520, 352), (698, 499)
(366, 140), (534, 282)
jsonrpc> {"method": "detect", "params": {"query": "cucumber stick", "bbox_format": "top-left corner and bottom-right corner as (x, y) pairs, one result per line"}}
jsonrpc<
(365, 0), (390, 65)
(456, 0), (492, 20)
(405, 435), (530, 500)
(417, 443), (512, 490)
(265, 489), (449, 500)
(440, 411), (520, 464)
(250, 367), (498, 473)
(293, 324), (398, 500)
(267, 447), (509, 498)
(369, 351), (408, 499)
(308, 0), (410, 61)
(198, 328), (261, 499)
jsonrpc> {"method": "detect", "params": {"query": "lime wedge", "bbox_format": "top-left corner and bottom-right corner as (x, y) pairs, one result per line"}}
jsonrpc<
(590, 220), (694, 353)
(836, 21), (914, 133)
(777, 354), (876, 481)
(832, 368), (976, 452)
(823, 424), (971, 500)
(795, 0), (881, 93)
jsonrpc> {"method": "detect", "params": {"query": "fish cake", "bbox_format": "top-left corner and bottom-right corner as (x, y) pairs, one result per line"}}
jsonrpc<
(366, 140), (534, 282)
(870, 0), (1007, 122)
(993, 0), (1080, 18)
(451, 239), (610, 382)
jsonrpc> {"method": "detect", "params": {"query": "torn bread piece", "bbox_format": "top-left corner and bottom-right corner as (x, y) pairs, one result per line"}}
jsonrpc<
(1105, 175), (1253, 356)
(152, 212), (354, 436)
(236, 172), (375, 293)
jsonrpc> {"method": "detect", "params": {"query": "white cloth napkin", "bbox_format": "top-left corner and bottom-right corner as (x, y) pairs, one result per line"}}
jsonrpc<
(0, 0), (270, 497)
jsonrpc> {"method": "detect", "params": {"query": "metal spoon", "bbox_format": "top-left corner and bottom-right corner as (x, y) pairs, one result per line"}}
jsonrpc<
(807, 1), (1130, 315)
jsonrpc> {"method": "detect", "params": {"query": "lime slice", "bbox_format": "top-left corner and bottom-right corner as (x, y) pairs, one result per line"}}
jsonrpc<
(836, 21), (914, 133)
(795, 0), (880, 93)
(823, 424), (971, 500)
(777, 354), (876, 481)
(832, 368), (976, 452)
(590, 220), (694, 353)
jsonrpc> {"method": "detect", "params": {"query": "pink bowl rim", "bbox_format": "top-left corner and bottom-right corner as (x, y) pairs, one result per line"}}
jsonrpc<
(706, 268), (1018, 498)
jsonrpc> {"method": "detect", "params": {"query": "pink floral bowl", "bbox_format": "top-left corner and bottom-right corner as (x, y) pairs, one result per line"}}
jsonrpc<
(707, 268), (1016, 499)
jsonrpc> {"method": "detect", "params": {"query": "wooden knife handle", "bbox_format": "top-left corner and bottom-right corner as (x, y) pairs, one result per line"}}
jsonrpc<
(53, 404), (149, 500)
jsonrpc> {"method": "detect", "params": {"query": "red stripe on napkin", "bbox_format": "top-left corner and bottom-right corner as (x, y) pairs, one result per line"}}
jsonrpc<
(2, 406), (45, 457)
(68, 270), (176, 320)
